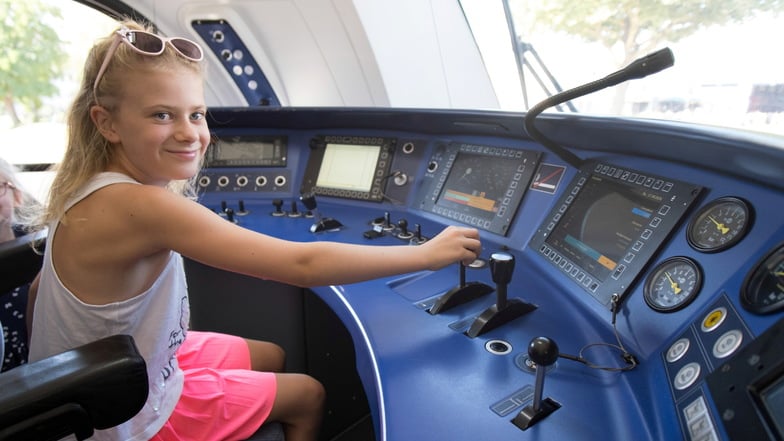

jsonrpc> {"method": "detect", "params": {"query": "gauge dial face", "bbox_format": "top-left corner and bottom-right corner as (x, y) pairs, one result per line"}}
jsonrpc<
(741, 244), (784, 314)
(644, 257), (703, 312)
(687, 197), (752, 253)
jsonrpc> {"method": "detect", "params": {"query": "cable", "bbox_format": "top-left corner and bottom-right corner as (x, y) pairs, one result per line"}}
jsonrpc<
(557, 293), (639, 372)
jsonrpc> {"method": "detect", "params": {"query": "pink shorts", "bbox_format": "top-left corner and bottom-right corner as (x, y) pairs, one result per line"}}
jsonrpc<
(150, 331), (277, 441)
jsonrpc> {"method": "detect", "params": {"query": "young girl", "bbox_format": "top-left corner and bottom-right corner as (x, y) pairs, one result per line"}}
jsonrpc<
(26, 19), (481, 441)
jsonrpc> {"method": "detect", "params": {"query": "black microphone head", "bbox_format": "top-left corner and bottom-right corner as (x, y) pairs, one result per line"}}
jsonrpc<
(626, 47), (674, 80)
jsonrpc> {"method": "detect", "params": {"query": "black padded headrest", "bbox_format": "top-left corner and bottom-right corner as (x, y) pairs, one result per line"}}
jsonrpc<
(0, 229), (46, 293)
(0, 334), (148, 436)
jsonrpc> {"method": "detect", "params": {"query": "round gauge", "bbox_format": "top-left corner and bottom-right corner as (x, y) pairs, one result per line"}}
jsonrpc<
(741, 244), (784, 315)
(644, 257), (703, 312)
(687, 197), (752, 253)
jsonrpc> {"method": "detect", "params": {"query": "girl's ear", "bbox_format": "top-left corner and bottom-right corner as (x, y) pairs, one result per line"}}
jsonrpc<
(90, 105), (121, 144)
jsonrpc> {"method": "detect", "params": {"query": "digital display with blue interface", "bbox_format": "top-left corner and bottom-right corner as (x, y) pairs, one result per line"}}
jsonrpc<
(545, 175), (661, 282)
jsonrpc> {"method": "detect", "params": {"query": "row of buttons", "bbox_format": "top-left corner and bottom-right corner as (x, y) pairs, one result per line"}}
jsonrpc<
(682, 396), (719, 441)
(539, 244), (600, 292)
(594, 163), (675, 192)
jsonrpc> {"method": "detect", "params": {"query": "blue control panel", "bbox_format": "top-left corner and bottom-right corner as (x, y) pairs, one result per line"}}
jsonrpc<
(193, 107), (784, 441)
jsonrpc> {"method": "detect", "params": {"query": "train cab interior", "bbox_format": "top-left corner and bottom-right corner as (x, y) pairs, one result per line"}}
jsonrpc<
(1, 1), (783, 440)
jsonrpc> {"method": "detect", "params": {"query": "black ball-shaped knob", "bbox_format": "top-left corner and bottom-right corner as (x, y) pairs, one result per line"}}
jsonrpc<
(398, 219), (408, 234)
(489, 252), (515, 285)
(528, 336), (559, 367)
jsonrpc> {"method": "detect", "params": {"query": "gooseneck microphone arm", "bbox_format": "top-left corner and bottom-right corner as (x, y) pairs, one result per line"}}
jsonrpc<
(523, 47), (675, 168)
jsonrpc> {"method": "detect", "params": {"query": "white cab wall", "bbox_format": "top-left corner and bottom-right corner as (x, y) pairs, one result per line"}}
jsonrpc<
(123, 0), (499, 108)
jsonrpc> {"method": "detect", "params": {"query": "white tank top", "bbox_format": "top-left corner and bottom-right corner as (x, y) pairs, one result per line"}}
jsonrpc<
(29, 172), (188, 441)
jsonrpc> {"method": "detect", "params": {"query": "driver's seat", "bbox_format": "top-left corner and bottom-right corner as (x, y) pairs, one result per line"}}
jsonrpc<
(0, 231), (284, 440)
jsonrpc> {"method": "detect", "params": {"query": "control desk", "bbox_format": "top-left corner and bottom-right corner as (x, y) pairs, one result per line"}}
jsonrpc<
(188, 107), (784, 441)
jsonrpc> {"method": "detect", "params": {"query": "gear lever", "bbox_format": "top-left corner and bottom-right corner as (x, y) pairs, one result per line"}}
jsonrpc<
(300, 193), (343, 233)
(428, 262), (493, 315)
(511, 336), (562, 430)
(465, 251), (537, 338)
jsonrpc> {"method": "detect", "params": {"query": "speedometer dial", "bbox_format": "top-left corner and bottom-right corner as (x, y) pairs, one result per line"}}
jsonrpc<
(741, 244), (784, 315)
(644, 257), (703, 312)
(687, 197), (752, 253)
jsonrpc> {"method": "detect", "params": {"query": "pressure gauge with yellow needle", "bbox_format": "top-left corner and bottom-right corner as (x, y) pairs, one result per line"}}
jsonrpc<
(687, 197), (752, 253)
(644, 257), (703, 312)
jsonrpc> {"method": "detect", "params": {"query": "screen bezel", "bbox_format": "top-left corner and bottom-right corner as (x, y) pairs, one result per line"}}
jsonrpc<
(530, 162), (703, 308)
(300, 135), (394, 201)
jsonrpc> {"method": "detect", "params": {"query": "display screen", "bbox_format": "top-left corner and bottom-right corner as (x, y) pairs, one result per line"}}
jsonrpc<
(545, 174), (662, 282)
(206, 135), (287, 167)
(760, 375), (784, 437)
(217, 141), (277, 160)
(435, 152), (518, 217)
(315, 143), (381, 193)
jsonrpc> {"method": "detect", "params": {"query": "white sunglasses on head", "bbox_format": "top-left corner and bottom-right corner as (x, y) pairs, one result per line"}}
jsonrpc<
(93, 27), (204, 100)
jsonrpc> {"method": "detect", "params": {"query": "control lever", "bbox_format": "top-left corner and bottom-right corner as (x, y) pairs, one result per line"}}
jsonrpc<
(271, 199), (286, 217)
(300, 192), (343, 233)
(429, 262), (493, 315)
(511, 337), (562, 430)
(465, 252), (537, 338)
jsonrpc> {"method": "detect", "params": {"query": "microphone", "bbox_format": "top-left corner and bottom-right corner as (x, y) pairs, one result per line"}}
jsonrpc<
(524, 48), (675, 168)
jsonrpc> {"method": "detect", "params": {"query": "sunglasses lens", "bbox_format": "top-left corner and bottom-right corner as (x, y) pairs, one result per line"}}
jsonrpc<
(170, 38), (204, 61)
(129, 31), (165, 54)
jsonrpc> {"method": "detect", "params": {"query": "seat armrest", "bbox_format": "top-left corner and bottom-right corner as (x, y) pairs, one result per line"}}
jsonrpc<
(0, 335), (148, 440)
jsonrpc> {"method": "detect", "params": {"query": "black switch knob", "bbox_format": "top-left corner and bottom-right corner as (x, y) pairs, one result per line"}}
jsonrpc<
(528, 336), (559, 367)
(300, 193), (317, 211)
(490, 252), (515, 286)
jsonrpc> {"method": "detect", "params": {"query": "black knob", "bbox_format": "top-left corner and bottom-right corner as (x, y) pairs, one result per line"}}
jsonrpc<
(528, 337), (559, 367)
(225, 208), (235, 223)
(300, 193), (317, 211)
(414, 224), (422, 240)
(489, 252), (515, 286)
(238, 200), (247, 213)
(398, 219), (408, 235)
(272, 199), (284, 212)
(221, 200), (228, 212)
(290, 200), (299, 214)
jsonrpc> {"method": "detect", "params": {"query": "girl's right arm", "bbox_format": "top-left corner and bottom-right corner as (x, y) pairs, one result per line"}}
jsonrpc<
(132, 184), (482, 287)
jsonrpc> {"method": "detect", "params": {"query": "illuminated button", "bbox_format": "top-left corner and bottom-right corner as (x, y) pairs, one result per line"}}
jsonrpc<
(712, 329), (743, 359)
(666, 338), (690, 363)
(674, 362), (701, 390)
(701, 307), (727, 332)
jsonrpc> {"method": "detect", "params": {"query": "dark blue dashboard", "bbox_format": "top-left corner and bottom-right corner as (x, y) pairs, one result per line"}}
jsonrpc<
(192, 107), (784, 441)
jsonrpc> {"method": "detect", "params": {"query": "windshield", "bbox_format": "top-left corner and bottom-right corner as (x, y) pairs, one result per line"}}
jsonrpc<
(461, 0), (784, 137)
(1, 0), (782, 201)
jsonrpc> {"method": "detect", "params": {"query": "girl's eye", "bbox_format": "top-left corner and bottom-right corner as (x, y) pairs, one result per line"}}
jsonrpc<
(153, 112), (172, 121)
(191, 111), (206, 121)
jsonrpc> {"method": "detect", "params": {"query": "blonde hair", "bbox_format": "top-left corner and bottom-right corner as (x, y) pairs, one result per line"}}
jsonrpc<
(36, 19), (205, 230)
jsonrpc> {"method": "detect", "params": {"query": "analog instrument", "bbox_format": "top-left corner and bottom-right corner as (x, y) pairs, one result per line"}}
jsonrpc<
(741, 244), (784, 314)
(687, 197), (752, 253)
(644, 257), (703, 312)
